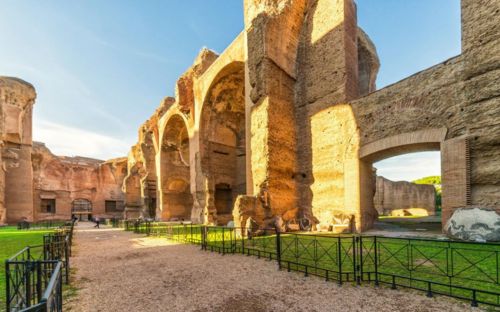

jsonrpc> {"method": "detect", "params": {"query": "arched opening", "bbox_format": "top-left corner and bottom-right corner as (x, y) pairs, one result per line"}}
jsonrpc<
(200, 62), (246, 225)
(72, 198), (92, 221)
(359, 130), (448, 234)
(372, 151), (442, 234)
(161, 115), (192, 221)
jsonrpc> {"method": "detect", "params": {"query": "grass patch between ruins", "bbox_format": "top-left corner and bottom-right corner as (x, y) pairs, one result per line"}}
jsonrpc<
(0, 226), (53, 310)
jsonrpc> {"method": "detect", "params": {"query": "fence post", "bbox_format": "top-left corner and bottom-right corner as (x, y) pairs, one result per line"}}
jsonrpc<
(426, 282), (433, 298)
(201, 226), (206, 250)
(190, 224), (193, 243)
(36, 261), (42, 301)
(231, 228), (235, 253)
(58, 268), (63, 309)
(357, 236), (362, 285)
(25, 261), (32, 308)
(374, 236), (379, 287)
(65, 239), (70, 284)
(6, 261), (10, 311)
(222, 227), (226, 255)
(276, 230), (282, 270)
(338, 237), (343, 286)
(471, 290), (478, 307)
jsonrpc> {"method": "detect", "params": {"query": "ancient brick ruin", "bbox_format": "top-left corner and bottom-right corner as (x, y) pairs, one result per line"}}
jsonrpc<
(373, 176), (436, 217)
(0, 0), (498, 233)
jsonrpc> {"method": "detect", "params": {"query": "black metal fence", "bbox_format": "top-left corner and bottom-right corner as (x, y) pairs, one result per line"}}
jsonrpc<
(5, 221), (75, 312)
(125, 221), (500, 308)
(17, 221), (69, 231)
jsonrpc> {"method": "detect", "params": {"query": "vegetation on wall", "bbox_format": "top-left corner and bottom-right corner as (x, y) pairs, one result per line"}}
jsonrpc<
(413, 175), (441, 212)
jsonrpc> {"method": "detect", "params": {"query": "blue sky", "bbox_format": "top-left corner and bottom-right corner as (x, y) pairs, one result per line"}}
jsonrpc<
(0, 0), (460, 181)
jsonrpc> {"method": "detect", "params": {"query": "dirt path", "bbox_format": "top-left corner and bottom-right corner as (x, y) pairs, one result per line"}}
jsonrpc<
(66, 222), (477, 312)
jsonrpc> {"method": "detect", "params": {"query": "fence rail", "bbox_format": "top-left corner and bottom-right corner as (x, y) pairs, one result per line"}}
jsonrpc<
(126, 221), (500, 308)
(17, 221), (70, 231)
(5, 220), (75, 312)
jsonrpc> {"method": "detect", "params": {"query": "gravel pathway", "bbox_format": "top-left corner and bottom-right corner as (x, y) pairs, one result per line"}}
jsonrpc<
(66, 222), (479, 312)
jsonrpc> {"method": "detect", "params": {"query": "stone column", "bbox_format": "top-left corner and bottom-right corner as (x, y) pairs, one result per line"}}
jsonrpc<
(0, 77), (36, 223)
(294, 0), (362, 230)
(4, 145), (35, 222)
(441, 136), (470, 224)
(244, 0), (307, 221)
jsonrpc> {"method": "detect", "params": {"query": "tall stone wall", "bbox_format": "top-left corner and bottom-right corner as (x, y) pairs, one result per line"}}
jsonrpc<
(243, 0), (305, 224)
(139, 0), (499, 232)
(0, 77), (36, 224)
(374, 176), (436, 217)
(351, 0), (500, 224)
(291, 0), (379, 231)
(2, 0), (492, 231)
(123, 97), (172, 219)
(461, 0), (500, 213)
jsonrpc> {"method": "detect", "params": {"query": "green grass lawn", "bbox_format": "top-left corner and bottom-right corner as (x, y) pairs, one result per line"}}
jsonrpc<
(0, 226), (53, 310)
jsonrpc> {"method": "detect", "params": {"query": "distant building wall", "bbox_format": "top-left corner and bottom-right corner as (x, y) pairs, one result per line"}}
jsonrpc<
(0, 77), (128, 224)
(31, 142), (127, 221)
(374, 176), (436, 216)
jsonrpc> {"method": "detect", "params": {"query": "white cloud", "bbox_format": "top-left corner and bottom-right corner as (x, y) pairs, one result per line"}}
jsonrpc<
(374, 152), (441, 182)
(33, 119), (131, 160)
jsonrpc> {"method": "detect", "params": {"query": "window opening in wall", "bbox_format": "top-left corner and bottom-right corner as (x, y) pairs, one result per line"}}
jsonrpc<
(40, 199), (56, 214)
(105, 200), (124, 213)
(215, 183), (233, 215)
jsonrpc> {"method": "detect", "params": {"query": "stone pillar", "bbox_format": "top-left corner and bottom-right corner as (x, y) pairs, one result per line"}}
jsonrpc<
(4, 145), (34, 222)
(294, 0), (361, 230)
(0, 77), (36, 224)
(244, 0), (307, 221)
(441, 136), (470, 225)
(461, 0), (500, 212)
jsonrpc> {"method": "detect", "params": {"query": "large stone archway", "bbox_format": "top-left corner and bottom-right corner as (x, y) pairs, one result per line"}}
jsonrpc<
(160, 114), (193, 221)
(199, 61), (246, 225)
(358, 128), (470, 229)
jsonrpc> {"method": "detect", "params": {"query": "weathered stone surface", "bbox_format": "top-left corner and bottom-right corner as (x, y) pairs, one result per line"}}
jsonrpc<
(176, 48), (218, 117)
(357, 27), (379, 96)
(374, 176), (436, 217)
(32, 142), (127, 221)
(445, 207), (500, 242)
(2, 0), (498, 234)
(134, 0), (500, 232)
(0, 77), (36, 224)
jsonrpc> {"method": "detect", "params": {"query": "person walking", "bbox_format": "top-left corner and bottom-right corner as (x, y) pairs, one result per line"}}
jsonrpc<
(94, 216), (100, 229)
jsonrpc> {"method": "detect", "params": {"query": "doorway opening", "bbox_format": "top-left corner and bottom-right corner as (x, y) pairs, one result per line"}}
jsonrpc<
(372, 151), (442, 234)
(72, 198), (93, 221)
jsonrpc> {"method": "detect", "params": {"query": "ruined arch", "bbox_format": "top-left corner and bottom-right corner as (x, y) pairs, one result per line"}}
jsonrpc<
(358, 128), (469, 228)
(199, 61), (246, 225)
(160, 114), (192, 221)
